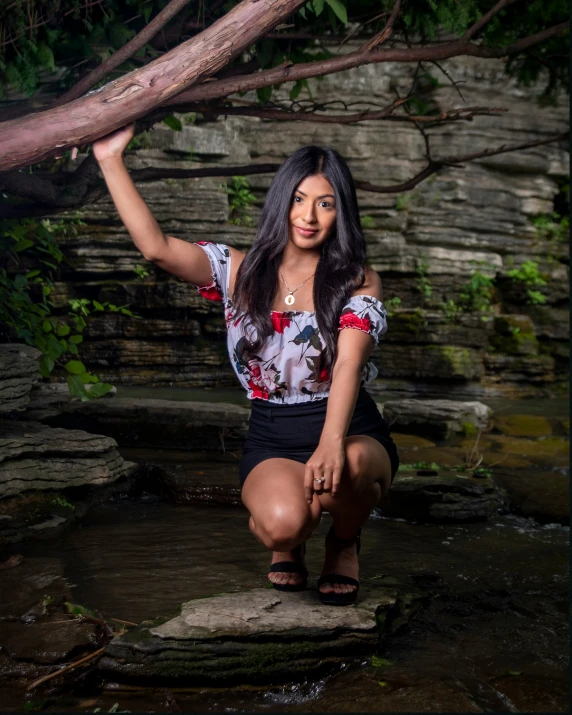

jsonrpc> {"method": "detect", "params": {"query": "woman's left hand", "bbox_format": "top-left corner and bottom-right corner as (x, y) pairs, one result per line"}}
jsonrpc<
(304, 438), (346, 503)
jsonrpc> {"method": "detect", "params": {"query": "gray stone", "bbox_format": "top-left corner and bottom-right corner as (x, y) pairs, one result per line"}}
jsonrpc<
(0, 421), (136, 498)
(99, 582), (425, 684)
(0, 345), (41, 414)
(44, 398), (250, 450)
(43, 45), (568, 394)
(380, 472), (504, 522)
(379, 399), (492, 440)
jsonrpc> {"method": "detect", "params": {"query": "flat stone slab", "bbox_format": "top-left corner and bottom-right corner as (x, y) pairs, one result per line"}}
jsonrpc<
(42, 398), (250, 451)
(382, 471), (504, 522)
(0, 420), (136, 498)
(100, 583), (423, 685)
(0, 345), (41, 414)
(379, 399), (492, 440)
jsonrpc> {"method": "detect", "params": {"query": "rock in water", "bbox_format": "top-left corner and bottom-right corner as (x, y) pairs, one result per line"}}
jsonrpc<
(0, 420), (136, 498)
(99, 583), (424, 685)
(379, 399), (492, 440)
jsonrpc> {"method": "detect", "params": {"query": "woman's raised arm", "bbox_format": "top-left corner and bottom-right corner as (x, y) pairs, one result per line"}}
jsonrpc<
(93, 123), (212, 286)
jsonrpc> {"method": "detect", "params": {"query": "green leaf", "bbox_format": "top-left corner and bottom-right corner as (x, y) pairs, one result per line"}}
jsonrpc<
(92, 300), (104, 311)
(88, 382), (114, 398)
(37, 43), (55, 70)
(69, 334), (83, 344)
(67, 374), (87, 399)
(378, 681), (388, 687)
(13, 239), (34, 252)
(506, 670), (522, 676)
(371, 656), (395, 667)
(326, 0), (347, 24)
(56, 324), (70, 337)
(39, 355), (55, 377)
(80, 372), (99, 384)
(313, 0), (326, 15)
(68, 344), (79, 355)
(64, 360), (87, 375)
(163, 115), (183, 131)
(42, 320), (53, 333)
(64, 601), (97, 618)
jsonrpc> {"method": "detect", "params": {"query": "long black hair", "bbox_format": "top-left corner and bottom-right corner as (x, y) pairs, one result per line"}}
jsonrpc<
(232, 144), (367, 374)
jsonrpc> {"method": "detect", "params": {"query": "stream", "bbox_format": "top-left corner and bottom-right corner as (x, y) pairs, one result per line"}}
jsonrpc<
(1, 501), (568, 712)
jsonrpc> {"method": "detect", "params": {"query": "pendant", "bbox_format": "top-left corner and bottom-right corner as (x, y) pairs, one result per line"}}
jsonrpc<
(285, 293), (295, 306)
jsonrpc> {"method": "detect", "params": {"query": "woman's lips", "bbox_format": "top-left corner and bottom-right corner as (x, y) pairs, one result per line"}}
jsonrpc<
(295, 226), (319, 237)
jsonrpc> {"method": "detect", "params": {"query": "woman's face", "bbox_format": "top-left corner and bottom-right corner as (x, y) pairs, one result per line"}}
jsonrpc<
(288, 174), (337, 250)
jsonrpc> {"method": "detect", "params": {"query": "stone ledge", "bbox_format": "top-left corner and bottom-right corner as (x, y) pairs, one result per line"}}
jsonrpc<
(99, 581), (426, 685)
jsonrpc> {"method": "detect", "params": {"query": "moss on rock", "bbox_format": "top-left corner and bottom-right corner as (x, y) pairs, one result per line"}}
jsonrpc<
(494, 414), (552, 438)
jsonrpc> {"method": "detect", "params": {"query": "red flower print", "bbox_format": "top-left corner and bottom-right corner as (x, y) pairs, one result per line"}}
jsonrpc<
(271, 311), (292, 334)
(247, 378), (268, 400)
(196, 241), (210, 246)
(248, 361), (262, 380)
(319, 367), (330, 382)
(339, 311), (371, 334)
(198, 284), (223, 302)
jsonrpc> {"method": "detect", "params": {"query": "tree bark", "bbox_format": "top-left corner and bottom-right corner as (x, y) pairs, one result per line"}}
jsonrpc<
(0, 0), (306, 171)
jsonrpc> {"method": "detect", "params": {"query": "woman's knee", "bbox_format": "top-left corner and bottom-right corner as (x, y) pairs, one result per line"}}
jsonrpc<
(251, 503), (316, 550)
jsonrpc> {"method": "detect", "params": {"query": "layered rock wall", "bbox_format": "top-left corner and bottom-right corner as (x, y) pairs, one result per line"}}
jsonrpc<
(46, 48), (569, 398)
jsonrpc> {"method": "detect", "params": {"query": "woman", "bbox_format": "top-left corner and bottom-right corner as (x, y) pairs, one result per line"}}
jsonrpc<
(93, 123), (399, 606)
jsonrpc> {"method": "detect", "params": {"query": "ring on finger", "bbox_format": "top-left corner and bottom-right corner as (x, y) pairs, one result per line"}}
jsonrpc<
(314, 477), (325, 486)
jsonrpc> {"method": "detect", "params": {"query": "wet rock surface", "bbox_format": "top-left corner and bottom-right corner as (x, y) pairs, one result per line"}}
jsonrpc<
(380, 472), (504, 522)
(99, 583), (425, 685)
(379, 399), (491, 439)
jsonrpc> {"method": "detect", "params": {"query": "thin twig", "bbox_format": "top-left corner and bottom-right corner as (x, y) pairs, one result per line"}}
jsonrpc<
(27, 647), (105, 691)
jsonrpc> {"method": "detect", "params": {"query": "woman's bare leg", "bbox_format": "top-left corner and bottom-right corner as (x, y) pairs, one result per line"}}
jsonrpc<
(316, 435), (393, 595)
(241, 457), (323, 587)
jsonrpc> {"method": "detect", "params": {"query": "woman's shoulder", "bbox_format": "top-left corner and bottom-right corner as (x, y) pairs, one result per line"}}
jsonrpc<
(351, 266), (383, 301)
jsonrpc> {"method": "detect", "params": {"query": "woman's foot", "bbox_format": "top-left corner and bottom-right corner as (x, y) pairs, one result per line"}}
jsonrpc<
(268, 544), (306, 588)
(318, 528), (359, 596)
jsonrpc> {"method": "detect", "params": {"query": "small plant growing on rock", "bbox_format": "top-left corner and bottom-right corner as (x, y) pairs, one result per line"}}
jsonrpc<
(361, 214), (375, 229)
(439, 298), (462, 323)
(414, 256), (432, 303)
(506, 260), (548, 305)
(458, 270), (496, 319)
(133, 264), (150, 280)
(385, 296), (402, 316)
(223, 176), (257, 226)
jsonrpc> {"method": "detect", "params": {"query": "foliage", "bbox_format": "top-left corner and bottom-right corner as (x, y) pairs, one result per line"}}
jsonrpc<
(224, 176), (257, 226)
(413, 256), (432, 302)
(439, 298), (463, 323)
(133, 264), (150, 279)
(0, 1), (567, 105)
(531, 211), (569, 243)
(0, 216), (139, 399)
(384, 296), (402, 316)
(506, 259), (548, 304)
(361, 214), (375, 229)
(395, 191), (420, 211)
(458, 269), (496, 319)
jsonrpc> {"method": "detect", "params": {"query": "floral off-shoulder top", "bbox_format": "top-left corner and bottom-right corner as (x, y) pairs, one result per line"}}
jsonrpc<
(194, 242), (387, 404)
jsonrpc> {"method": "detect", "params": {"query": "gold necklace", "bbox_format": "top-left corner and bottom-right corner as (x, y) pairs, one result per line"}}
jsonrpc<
(278, 269), (315, 307)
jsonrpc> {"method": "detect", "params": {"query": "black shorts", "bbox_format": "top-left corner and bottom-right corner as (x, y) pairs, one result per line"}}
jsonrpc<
(238, 386), (400, 486)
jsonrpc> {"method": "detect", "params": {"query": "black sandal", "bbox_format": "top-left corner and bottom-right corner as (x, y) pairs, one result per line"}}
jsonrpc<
(268, 542), (308, 592)
(317, 526), (361, 606)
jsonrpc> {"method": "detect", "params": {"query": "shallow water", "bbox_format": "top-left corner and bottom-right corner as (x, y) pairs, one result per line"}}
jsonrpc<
(3, 503), (569, 712)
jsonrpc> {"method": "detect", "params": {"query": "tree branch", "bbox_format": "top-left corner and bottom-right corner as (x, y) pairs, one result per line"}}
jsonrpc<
(53, 0), (193, 107)
(360, 0), (401, 52)
(165, 22), (569, 106)
(166, 101), (507, 125)
(1, 132), (566, 220)
(0, 0), (308, 171)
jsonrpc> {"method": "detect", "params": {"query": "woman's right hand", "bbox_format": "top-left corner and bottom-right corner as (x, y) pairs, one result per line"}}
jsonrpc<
(92, 122), (136, 163)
